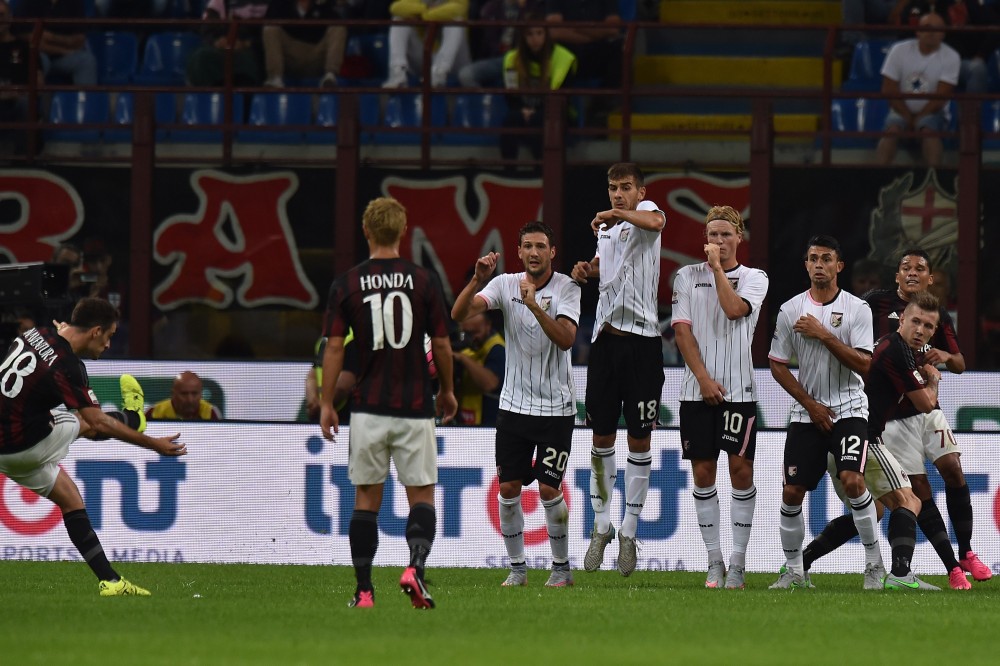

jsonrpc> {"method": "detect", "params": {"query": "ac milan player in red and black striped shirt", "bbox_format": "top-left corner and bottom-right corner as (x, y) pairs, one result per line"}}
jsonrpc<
(320, 196), (457, 610)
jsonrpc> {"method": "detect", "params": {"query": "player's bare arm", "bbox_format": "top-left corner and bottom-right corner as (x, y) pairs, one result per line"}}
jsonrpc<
(78, 406), (186, 456)
(452, 252), (500, 321)
(430, 336), (457, 424)
(674, 322), (726, 405)
(520, 278), (578, 351)
(770, 359), (835, 432)
(594, 207), (665, 233)
(907, 364), (941, 413)
(793, 314), (871, 376)
(923, 347), (965, 374)
(571, 257), (599, 283)
(320, 336), (346, 440)
(705, 245), (750, 320)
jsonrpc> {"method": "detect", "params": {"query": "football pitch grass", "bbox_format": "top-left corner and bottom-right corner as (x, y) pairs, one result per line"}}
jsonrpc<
(4, 561), (997, 665)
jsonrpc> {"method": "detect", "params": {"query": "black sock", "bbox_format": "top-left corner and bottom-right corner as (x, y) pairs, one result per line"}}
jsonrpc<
(888, 508), (917, 577)
(406, 502), (436, 578)
(803, 513), (858, 571)
(917, 499), (960, 570)
(89, 411), (141, 440)
(945, 484), (973, 557)
(63, 509), (118, 581)
(349, 510), (378, 590)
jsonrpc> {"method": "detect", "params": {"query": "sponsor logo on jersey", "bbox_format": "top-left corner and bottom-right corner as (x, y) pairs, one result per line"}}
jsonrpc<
(831, 312), (843, 328)
(694, 282), (712, 288)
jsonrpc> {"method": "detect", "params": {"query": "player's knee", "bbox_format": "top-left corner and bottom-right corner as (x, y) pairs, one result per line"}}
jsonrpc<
(538, 483), (562, 502)
(935, 454), (965, 486)
(498, 481), (522, 499)
(841, 473), (865, 498)
(782, 484), (805, 505)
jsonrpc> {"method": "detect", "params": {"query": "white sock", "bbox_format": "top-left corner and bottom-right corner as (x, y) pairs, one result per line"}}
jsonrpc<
(620, 450), (652, 539)
(542, 494), (569, 565)
(498, 494), (525, 565)
(848, 489), (882, 567)
(590, 446), (616, 534)
(730, 485), (756, 568)
(693, 484), (721, 556)
(780, 501), (805, 574)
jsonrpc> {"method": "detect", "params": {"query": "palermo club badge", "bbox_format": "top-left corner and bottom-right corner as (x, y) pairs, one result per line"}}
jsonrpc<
(540, 296), (552, 312)
(831, 312), (844, 328)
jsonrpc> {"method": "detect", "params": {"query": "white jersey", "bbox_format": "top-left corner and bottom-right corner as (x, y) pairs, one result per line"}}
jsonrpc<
(671, 262), (769, 402)
(591, 199), (665, 341)
(477, 271), (582, 416)
(769, 288), (873, 423)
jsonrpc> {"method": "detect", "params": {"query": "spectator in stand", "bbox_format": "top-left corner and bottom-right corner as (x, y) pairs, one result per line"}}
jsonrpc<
(875, 12), (959, 167)
(382, 0), (471, 88)
(458, 0), (544, 88)
(500, 16), (577, 161)
(850, 257), (884, 296)
(15, 0), (97, 86)
(187, 0), (270, 87)
(0, 0), (36, 156)
(262, 0), (348, 88)
(147, 371), (223, 421)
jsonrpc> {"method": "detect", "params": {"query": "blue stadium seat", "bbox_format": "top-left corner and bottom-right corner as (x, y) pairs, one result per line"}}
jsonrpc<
(46, 91), (110, 143)
(446, 93), (506, 145)
(845, 39), (894, 92)
(106, 92), (177, 142)
(983, 100), (1000, 149)
(87, 31), (139, 85)
(136, 31), (202, 85)
(306, 94), (338, 144)
(829, 96), (889, 148)
(239, 92), (313, 144)
(171, 92), (244, 143)
(618, 0), (637, 21)
(378, 93), (447, 144)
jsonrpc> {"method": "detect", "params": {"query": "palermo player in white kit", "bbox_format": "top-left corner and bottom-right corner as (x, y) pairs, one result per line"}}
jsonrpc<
(671, 205), (768, 590)
(452, 221), (582, 588)
(768, 235), (882, 589)
(571, 163), (666, 577)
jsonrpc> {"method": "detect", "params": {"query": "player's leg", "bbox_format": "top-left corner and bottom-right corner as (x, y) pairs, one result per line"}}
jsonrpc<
(583, 335), (620, 570)
(771, 423), (824, 588)
(830, 419), (882, 573)
(680, 402), (724, 586)
(535, 415), (575, 587)
(346, 412), (393, 607)
(393, 416), (439, 609)
(923, 411), (991, 580)
(721, 403), (758, 590)
(494, 411), (533, 586)
(616, 336), (663, 576)
(880, 488), (941, 591)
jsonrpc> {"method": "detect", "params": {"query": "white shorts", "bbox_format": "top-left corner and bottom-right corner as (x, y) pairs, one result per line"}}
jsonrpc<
(0, 410), (80, 496)
(348, 412), (437, 487)
(829, 440), (910, 503)
(882, 409), (961, 475)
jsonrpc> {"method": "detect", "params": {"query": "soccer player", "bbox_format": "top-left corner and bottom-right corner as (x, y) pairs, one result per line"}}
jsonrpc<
(864, 249), (992, 583)
(571, 163), (666, 577)
(0, 297), (187, 596)
(767, 235), (882, 589)
(452, 221), (581, 588)
(800, 292), (947, 591)
(671, 205), (768, 589)
(320, 196), (457, 610)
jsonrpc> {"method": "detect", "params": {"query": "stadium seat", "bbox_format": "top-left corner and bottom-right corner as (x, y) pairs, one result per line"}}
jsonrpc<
(829, 96), (888, 148)
(87, 31), (139, 85)
(136, 31), (202, 85)
(618, 0), (637, 21)
(446, 93), (506, 145)
(845, 39), (894, 92)
(171, 92), (244, 142)
(106, 92), (177, 142)
(239, 92), (313, 144)
(306, 94), (338, 144)
(46, 91), (110, 143)
(378, 93), (447, 144)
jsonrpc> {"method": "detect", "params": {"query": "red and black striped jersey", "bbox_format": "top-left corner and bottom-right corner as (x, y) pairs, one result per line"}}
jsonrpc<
(866, 331), (927, 440)
(864, 288), (960, 356)
(323, 258), (449, 418)
(0, 327), (98, 453)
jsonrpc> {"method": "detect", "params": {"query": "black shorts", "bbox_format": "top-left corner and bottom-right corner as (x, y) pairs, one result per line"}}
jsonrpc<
(679, 401), (758, 461)
(783, 417), (868, 490)
(585, 332), (664, 439)
(495, 410), (575, 490)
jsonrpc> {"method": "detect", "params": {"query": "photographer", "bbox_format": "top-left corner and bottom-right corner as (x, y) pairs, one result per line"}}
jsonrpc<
(453, 312), (505, 426)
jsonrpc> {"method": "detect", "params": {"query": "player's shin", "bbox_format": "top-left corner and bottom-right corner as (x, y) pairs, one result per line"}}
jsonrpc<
(349, 510), (379, 590)
(917, 499), (961, 570)
(779, 502), (805, 573)
(590, 446), (616, 533)
(848, 490), (882, 568)
(405, 503), (436, 578)
(64, 509), (118, 581)
(730, 485), (756, 568)
(888, 507), (918, 576)
(694, 484), (722, 559)
(620, 451), (652, 539)
(542, 493), (569, 564)
(944, 484), (974, 557)
(498, 494), (526, 565)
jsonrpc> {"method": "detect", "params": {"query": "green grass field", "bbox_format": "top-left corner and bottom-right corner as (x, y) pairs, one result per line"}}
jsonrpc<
(3, 561), (997, 665)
